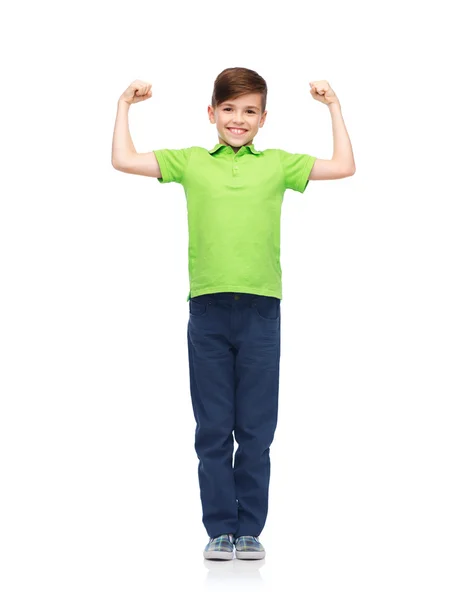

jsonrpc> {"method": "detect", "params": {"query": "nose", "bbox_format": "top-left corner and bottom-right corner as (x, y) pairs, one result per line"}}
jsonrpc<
(230, 114), (246, 126)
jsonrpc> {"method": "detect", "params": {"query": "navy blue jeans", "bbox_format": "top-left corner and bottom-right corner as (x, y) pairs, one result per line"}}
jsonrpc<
(187, 292), (281, 539)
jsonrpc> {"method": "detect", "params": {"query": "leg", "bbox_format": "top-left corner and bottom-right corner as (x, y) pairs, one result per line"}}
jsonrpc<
(187, 294), (238, 538)
(232, 295), (281, 538)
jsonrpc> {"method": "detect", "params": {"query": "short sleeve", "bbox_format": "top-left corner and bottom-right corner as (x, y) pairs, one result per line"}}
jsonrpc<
(153, 147), (193, 184)
(278, 149), (317, 193)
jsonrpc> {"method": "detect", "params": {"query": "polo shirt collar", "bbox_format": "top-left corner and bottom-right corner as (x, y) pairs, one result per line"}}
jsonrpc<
(209, 143), (261, 155)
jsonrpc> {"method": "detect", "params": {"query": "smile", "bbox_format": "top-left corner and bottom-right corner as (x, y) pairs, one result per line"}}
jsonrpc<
(227, 128), (247, 135)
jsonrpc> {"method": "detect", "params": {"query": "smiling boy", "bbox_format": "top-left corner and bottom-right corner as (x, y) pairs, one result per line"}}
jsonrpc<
(111, 67), (355, 561)
(212, 94), (265, 150)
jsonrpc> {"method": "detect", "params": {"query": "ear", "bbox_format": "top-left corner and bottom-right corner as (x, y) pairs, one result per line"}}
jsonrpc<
(259, 110), (267, 127)
(208, 105), (216, 123)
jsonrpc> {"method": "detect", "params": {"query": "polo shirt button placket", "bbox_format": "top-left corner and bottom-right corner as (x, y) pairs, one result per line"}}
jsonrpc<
(233, 154), (239, 176)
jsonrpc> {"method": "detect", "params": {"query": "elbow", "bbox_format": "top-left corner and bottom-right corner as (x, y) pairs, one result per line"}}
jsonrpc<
(338, 168), (355, 179)
(345, 166), (356, 177)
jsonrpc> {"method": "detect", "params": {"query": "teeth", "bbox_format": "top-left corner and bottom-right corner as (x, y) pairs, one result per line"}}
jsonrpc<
(229, 128), (245, 134)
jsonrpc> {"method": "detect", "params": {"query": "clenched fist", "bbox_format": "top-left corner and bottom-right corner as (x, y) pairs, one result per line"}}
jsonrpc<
(309, 80), (339, 106)
(120, 80), (153, 105)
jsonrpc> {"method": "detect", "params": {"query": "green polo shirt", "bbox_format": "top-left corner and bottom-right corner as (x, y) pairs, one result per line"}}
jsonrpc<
(153, 143), (316, 301)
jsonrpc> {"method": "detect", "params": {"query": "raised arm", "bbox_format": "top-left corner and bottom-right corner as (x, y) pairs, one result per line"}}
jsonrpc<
(111, 80), (161, 178)
(308, 80), (356, 180)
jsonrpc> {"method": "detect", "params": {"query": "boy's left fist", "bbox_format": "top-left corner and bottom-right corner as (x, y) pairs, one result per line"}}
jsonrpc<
(309, 80), (339, 105)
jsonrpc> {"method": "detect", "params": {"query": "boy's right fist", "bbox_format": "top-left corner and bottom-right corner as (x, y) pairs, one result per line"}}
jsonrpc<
(120, 80), (153, 105)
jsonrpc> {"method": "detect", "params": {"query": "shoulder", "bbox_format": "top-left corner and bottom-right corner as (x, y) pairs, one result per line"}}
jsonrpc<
(258, 148), (312, 161)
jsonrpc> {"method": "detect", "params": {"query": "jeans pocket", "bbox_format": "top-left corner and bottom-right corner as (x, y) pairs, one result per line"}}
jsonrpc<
(189, 295), (210, 317)
(253, 296), (280, 321)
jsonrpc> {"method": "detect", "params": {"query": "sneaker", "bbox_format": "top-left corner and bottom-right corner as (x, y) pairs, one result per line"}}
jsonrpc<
(203, 534), (234, 560)
(234, 535), (265, 560)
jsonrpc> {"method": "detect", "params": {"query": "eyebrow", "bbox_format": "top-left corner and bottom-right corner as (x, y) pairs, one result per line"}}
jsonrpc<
(221, 103), (260, 111)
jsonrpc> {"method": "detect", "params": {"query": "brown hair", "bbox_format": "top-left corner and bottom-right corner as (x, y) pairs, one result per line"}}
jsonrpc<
(211, 67), (267, 114)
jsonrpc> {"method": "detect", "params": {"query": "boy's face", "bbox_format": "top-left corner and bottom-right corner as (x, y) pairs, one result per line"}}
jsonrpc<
(208, 93), (267, 152)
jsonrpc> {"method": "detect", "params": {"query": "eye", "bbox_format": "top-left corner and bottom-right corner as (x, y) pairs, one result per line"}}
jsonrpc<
(223, 107), (256, 113)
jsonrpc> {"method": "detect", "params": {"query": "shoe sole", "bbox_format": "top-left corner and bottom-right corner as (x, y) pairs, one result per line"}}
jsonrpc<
(203, 550), (234, 560)
(235, 550), (265, 560)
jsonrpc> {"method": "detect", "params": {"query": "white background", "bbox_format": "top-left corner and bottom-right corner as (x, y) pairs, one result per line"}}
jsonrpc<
(1, 0), (470, 598)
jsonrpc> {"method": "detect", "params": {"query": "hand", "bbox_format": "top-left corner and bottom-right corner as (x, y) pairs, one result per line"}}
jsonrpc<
(309, 80), (339, 106)
(120, 80), (153, 105)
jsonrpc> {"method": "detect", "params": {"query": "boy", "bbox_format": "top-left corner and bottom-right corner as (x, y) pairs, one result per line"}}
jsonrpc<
(111, 67), (355, 561)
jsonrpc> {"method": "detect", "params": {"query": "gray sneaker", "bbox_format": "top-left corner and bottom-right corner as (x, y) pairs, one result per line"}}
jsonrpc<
(234, 535), (265, 559)
(203, 533), (234, 560)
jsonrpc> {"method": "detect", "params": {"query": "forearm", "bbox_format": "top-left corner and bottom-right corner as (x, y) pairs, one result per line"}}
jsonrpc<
(111, 100), (137, 166)
(329, 102), (355, 172)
